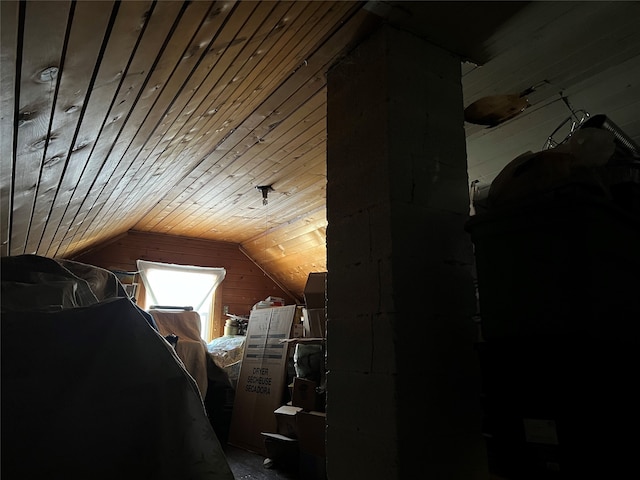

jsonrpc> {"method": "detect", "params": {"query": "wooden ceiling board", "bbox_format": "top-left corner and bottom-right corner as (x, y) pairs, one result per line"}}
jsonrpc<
(260, 225), (328, 264)
(25, 0), (116, 255)
(60, 0), (364, 264)
(462, 0), (640, 192)
(240, 229), (327, 296)
(239, 204), (328, 298)
(122, 1), (296, 187)
(59, 0), (227, 254)
(120, 1), (307, 205)
(0, 0), (19, 257)
(127, 3), (363, 238)
(129, 3), (330, 229)
(89, 1), (337, 239)
(41, 0), (156, 257)
(156, 91), (327, 237)
(243, 204), (328, 245)
(11, 0), (71, 255)
(86, 1), (265, 227)
(149, 119), (326, 239)
(160, 19), (340, 197)
(53, 0), (188, 257)
(466, 51), (640, 187)
(82, 1), (252, 241)
(204, 153), (328, 239)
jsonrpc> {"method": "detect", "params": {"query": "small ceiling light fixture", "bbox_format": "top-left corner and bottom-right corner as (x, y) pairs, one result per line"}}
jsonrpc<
(256, 185), (273, 205)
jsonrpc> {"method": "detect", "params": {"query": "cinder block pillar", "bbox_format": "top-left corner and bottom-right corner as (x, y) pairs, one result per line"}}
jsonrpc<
(326, 25), (487, 479)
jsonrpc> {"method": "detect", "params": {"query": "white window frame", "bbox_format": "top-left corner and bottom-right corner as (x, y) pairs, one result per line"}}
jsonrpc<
(136, 260), (226, 341)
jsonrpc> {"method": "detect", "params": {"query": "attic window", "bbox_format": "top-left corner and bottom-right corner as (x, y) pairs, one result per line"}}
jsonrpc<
(136, 260), (226, 341)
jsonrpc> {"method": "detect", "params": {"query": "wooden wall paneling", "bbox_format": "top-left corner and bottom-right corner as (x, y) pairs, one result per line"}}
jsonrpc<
(90, 1), (261, 237)
(25, 1), (116, 254)
(0, 0), (19, 257)
(72, 230), (298, 333)
(10, 0), (71, 255)
(56, 0), (187, 257)
(40, 1), (155, 257)
(128, 1), (325, 233)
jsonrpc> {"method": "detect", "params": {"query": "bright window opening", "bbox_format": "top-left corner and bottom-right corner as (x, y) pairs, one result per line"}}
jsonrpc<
(136, 260), (226, 341)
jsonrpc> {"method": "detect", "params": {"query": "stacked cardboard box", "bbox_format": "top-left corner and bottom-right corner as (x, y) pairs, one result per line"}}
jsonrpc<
(302, 272), (327, 338)
(262, 394), (327, 479)
(260, 272), (328, 478)
(228, 305), (297, 456)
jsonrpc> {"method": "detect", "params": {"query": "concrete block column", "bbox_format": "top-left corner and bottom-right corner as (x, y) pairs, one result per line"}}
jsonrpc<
(326, 25), (487, 479)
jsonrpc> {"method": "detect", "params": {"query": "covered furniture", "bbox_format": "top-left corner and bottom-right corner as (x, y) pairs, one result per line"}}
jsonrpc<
(1, 255), (234, 480)
(149, 308), (210, 399)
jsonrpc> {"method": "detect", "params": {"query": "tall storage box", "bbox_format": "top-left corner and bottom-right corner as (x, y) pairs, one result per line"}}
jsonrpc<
(228, 305), (296, 455)
(466, 190), (640, 478)
(465, 194), (640, 341)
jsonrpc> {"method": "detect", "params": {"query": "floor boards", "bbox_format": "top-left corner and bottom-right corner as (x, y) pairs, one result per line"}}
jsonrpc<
(223, 444), (299, 480)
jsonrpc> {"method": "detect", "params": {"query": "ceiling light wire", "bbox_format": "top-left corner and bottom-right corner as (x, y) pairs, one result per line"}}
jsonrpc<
(256, 185), (274, 267)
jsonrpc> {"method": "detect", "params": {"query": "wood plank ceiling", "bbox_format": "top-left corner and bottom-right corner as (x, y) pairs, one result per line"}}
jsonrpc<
(2, 1), (640, 300)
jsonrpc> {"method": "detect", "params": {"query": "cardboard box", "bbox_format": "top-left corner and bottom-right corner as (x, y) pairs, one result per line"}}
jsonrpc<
(296, 410), (326, 457)
(299, 451), (327, 480)
(303, 272), (327, 309)
(291, 377), (319, 411)
(297, 409), (327, 479)
(292, 323), (304, 339)
(302, 308), (326, 338)
(274, 405), (302, 438)
(261, 432), (299, 471)
(228, 305), (296, 455)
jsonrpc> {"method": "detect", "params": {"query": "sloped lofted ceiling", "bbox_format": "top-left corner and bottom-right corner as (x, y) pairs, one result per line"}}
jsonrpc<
(2, 1), (640, 300)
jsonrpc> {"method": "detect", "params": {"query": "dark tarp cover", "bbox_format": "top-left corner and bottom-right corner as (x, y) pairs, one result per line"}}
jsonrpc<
(1, 255), (234, 480)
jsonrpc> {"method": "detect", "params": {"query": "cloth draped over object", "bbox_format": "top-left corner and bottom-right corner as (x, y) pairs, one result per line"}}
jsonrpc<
(1, 255), (234, 480)
(149, 308), (210, 399)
